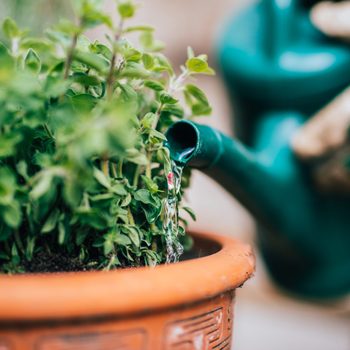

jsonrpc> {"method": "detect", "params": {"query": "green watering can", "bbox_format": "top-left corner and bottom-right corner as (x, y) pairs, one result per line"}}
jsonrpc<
(166, 0), (350, 299)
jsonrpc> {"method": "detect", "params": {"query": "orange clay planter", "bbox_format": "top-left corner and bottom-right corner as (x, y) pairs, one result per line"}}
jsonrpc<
(0, 232), (255, 350)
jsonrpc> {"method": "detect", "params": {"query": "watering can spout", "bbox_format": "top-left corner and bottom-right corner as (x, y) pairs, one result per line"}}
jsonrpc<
(166, 120), (281, 224)
(167, 118), (350, 298)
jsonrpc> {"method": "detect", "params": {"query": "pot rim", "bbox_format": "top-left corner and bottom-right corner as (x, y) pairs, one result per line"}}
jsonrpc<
(0, 232), (255, 322)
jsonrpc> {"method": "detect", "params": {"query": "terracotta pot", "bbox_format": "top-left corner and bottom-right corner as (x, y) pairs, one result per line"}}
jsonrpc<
(0, 232), (255, 350)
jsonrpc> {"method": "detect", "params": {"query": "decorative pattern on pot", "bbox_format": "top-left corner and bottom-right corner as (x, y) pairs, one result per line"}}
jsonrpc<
(165, 306), (232, 349)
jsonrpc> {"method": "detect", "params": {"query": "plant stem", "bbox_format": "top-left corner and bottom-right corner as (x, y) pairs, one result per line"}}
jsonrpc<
(111, 163), (118, 178)
(44, 123), (55, 140)
(117, 159), (123, 177)
(64, 32), (79, 79)
(146, 151), (152, 178)
(127, 207), (135, 225)
(106, 52), (117, 98)
(133, 165), (141, 187)
(102, 159), (109, 177)
(106, 19), (124, 99)
(104, 253), (116, 271)
(151, 102), (164, 130)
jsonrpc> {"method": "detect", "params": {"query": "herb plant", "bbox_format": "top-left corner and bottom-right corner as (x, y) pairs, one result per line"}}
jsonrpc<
(0, 0), (214, 273)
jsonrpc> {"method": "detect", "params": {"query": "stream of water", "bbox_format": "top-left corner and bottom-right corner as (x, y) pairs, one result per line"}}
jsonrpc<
(163, 161), (184, 263)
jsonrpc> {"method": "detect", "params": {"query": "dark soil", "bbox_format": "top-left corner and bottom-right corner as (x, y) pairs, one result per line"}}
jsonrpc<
(23, 251), (97, 273)
(18, 235), (218, 273)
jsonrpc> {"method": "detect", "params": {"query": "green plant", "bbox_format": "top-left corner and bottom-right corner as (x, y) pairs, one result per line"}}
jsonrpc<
(0, 0), (214, 273)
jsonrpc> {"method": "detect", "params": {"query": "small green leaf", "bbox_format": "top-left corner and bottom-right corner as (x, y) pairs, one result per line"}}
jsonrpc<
(0, 133), (23, 158)
(0, 42), (14, 70)
(103, 239), (114, 255)
(142, 204), (161, 223)
(11, 244), (20, 265)
(192, 103), (212, 116)
(16, 161), (28, 181)
(162, 103), (184, 118)
(41, 209), (60, 234)
(126, 149), (148, 165)
(30, 174), (53, 200)
(182, 206), (197, 221)
(120, 193), (132, 207)
(2, 18), (20, 39)
(93, 167), (111, 189)
(124, 25), (153, 33)
(144, 80), (164, 92)
(25, 237), (36, 261)
(73, 73), (101, 86)
(186, 57), (215, 75)
(120, 62), (151, 79)
(24, 49), (41, 73)
(73, 50), (109, 73)
(141, 175), (158, 193)
(3, 202), (21, 228)
(153, 53), (173, 75)
(122, 225), (140, 247)
(114, 233), (132, 246)
(118, 1), (136, 18)
(141, 112), (157, 129)
(89, 42), (112, 60)
(58, 221), (66, 245)
(110, 182), (128, 196)
(142, 53), (154, 70)
(134, 189), (153, 205)
(144, 249), (159, 266)
(160, 92), (178, 104)
(184, 84), (212, 116)
(20, 37), (53, 51)
(0, 167), (17, 205)
(81, 8), (113, 29)
(118, 42), (142, 61)
(150, 129), (167, 141)
(71, 94), (97, 111)
(185, 84), (210, 105)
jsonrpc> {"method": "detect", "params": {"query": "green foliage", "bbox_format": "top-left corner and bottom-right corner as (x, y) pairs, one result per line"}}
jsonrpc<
(3, 17), (22, 39)
(118, 1), (136, 19)
(0, 0), (214, 273)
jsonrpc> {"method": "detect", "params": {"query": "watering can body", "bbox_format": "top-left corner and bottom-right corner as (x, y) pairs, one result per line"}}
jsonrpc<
(219, 0), (350, 144)
(216, 0), (350, 298)
(167, 0), (350, 298)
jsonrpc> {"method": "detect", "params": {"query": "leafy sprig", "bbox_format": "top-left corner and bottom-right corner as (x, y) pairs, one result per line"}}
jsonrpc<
(0, 0), (214, 273)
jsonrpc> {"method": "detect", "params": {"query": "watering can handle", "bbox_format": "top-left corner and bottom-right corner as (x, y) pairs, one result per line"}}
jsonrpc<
(264, 0), (298, 59)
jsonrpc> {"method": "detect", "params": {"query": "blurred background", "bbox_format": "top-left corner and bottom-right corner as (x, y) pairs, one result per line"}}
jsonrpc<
(1, 1), (349, 349)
